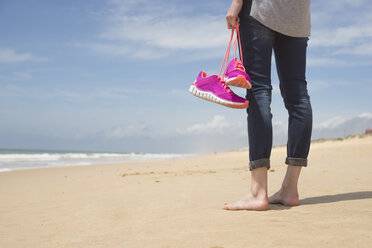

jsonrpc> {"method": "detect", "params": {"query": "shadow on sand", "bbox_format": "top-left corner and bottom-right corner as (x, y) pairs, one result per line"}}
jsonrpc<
(269, 191), (372, 210)
(300, 191), (372, 205)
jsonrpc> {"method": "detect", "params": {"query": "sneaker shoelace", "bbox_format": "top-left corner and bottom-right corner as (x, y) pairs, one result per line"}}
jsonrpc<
(234, 60), (246, 72)
(219, 21), (245, 79)
(219, 77), (232, 93)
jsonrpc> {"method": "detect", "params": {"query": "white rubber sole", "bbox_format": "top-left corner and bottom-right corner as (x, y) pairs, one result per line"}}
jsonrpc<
(189, 85), (248, 109)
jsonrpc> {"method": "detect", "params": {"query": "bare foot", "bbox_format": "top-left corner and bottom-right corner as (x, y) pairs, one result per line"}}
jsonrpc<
(223, 193), (269, 211)
(269, 188), (299, 206)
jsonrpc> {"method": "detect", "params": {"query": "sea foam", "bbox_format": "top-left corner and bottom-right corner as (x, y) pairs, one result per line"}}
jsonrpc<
(0, 150), (192, 172)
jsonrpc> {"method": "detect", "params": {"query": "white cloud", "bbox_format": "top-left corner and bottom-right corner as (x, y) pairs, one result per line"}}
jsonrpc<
(77, 0), (372, 65)
(101, 16), (227, 51)
(310, 24), (372, 48)
(0, 48), (47, 63)
(177, 115), (231, 135)
(0, 48), (33, 63)
(359, 112), (372, 119)
(104, 124), (148, 139)
(273, 121), (286, 131)
(311, 0), (370, 27)
(71, 42), (171, 60)
(312, 112), (372, 140)
(336, 42), (372, 56)
(272, 113), (372, 146)
(309, 0), (372, 66)
(0, 84), (141, 101)
(315, 116), (349, 129)
(79, 0), (229, 60)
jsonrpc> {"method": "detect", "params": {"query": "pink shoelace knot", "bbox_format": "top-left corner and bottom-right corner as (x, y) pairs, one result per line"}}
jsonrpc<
(218, 77), (232, 93)
(234, 60), (246, 72)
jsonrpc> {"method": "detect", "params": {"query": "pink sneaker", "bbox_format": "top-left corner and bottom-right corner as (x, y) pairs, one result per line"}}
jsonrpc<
(224, 58), (252, 89)
(189, 71), (248, 109)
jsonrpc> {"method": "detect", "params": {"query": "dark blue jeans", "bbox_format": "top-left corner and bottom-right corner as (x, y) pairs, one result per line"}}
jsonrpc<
(239, 16), (313, 171)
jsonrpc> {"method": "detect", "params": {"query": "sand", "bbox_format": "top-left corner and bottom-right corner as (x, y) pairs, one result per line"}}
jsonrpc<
(1, 135), (372, 248)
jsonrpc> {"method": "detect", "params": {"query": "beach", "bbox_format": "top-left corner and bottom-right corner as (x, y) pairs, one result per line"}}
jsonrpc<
(1, 135), (372, 248)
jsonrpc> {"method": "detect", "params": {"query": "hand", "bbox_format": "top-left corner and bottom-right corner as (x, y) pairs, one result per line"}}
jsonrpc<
(226, 0), (243, 29)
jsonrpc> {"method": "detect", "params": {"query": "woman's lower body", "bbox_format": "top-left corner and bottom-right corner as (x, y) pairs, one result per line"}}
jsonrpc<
(241, 16), (312, 171)
(223, 16), (312, 210)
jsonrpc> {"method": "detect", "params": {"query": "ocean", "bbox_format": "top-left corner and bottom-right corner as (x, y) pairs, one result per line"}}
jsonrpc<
(0, 149), (192, 173)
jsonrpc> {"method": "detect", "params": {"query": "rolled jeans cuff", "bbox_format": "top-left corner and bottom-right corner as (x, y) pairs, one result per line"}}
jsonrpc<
(285, 157), (308, 167)
(249, 158), (270, 171)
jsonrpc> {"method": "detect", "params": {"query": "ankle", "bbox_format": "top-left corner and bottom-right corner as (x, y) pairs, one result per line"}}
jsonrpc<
(281, 165), (301, 190)
(281, 182), (296, 191)
(282, 182), (296, 190)
(251, 186), (268, 200)
(280, 183), (299, 198)
(250, 167), (268, 199)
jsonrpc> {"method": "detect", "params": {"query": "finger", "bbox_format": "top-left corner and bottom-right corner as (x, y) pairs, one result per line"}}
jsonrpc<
(226, 15), (233, 29)
(226, 19), (231, 29)
(230, 19), (237, 29)
(226, 16), (236, 29)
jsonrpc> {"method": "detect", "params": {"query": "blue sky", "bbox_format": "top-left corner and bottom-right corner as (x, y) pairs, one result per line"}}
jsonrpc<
(1, 0), (372, 153)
